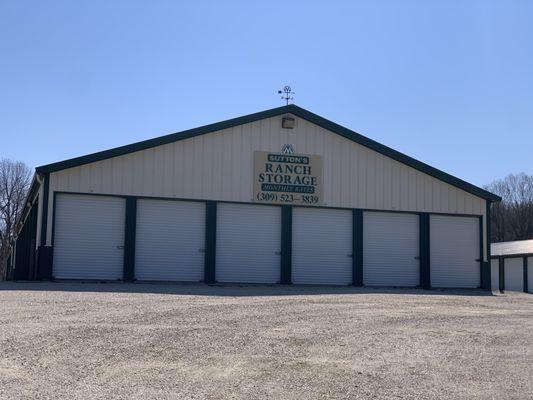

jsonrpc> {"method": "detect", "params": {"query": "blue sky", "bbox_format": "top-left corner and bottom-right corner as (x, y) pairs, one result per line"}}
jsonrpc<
(1, 1), (531, 187)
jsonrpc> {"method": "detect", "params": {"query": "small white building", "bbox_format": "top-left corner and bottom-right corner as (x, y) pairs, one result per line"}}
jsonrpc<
(9, 105), (500, 289)
(491, 240), (533, 292)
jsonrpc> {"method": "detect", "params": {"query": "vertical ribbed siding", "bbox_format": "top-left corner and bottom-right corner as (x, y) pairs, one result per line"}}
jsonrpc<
(430, 215), (480, 288)
(53, 194), (125, 280)
(363, 212), (419, 287)
(503, 257), (523, 292)
(292, 208), (352, 285)
(135, 199), (205, 282)
(216, 203), (281, 283)
(46, 115), (486, 245)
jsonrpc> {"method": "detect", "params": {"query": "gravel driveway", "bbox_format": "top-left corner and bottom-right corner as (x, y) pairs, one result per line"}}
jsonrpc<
(0, 282), (532, 400)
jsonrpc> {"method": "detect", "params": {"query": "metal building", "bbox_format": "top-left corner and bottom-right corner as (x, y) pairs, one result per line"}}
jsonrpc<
(491, 240), (533, 293)
(8, 105), (501, 289)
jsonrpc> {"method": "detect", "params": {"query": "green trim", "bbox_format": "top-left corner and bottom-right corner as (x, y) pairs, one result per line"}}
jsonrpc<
(353, 209), (363, 286)
(14, 202), (38, 280)
(419, 213), (431, 289)
(485, 200), (491, 290)
(524, 257), (529, 293)
(35, 104), (500, 202)
(491, 253), (533, 259)
(204, 201), (217, 284)
(36, 246), (53, 280)
(39, 174), (49, 246)
(479, 216), (487, 289)
(52, 190), (485, 218)
(499, 257), (504, 291)
(123, 197), (137, 282)
(280, 205), (292, 284)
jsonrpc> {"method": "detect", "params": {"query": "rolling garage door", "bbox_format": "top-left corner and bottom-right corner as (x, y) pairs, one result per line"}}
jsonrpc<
(135, 199), (205, 281)
(491, 258), (500, 291)
(216, 203), (281, 283)
(430, 215), (480, 288)
(504, 257), (523, 292)
(292, 208), (352, 285)
(53, 194), (125, 280)
(363, 212), (419, 287)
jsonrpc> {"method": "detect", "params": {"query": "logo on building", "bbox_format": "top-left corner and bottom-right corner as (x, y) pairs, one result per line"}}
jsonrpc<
(281, 144), (295, 155)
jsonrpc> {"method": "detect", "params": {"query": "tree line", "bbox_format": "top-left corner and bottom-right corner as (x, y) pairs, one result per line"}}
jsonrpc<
(484, 173), (533, 243)
(0, 158), (531, 279)
(0, 159), (31, 279)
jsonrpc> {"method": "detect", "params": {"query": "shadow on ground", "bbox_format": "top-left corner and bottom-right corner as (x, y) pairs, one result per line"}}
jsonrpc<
(0, 281), (494, 297)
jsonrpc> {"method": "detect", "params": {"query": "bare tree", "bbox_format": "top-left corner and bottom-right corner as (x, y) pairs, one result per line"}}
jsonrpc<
(0, 160), (32, 279)
(485, 173), (533, 242)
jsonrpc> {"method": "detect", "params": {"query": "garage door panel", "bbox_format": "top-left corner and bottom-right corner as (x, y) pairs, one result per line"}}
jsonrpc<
(216, 203), (281, 283)
(53, 194), (125, 280)
(430, 215), (480, 288)
(135, 199), (205, 281)
(504, 257), (523, 292)
(363, 212), (419, 287)
(292, 208), (352, 285)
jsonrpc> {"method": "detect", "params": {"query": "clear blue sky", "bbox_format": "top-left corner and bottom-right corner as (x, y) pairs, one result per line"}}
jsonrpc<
(1, 1), (531, 187)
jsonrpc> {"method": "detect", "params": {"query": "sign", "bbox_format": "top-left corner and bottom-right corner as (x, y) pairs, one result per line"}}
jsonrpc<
(253, 151), (323, 206)
(281, 144), (295, 155)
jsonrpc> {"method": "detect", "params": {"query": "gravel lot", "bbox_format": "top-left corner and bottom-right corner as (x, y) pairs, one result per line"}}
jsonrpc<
(0, 282), (532, 400)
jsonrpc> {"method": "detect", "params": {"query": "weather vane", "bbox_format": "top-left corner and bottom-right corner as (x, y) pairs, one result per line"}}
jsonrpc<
(278, 85), (294, 105)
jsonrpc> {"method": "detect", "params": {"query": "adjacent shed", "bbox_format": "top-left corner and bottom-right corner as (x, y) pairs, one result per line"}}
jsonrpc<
(491, 240), (533, 293)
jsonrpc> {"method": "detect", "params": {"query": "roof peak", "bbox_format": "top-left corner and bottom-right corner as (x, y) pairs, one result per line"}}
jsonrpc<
(35, 104), (500, 202)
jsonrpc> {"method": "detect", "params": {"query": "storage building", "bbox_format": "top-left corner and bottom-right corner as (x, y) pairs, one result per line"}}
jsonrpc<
(8, 105), (501, 289)
(491, 240), (533, 293)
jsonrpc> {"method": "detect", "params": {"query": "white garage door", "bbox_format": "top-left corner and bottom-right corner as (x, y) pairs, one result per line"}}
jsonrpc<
(491, 258), (500, 291)
(504, 257), (523, 292)
(527, 257), (533, 293)
(430, 215), (480, 288)
(216, 203), (281, 283)
(53, 194), (125, 280)
(292, 208), (352, 285)
(135, 199), (205, 282)
(363, 212), (419, 287)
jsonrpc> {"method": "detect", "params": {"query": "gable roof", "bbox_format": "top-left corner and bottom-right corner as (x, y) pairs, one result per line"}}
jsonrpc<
(36, 104), (501, 202)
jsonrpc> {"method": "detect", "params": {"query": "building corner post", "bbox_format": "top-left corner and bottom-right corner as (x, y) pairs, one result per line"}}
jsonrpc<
(523, 256), (529, 293)
(481, 200), (492, 290)
(36, 173), (53, 280)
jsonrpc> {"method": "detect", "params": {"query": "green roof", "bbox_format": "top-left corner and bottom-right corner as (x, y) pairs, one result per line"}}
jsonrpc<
(36, 104), (500, 202)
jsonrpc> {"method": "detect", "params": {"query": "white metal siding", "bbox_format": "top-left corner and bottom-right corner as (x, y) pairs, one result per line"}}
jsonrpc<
(292, 208), (352, 285)
(363, 212), (419, 287)
(527, 257), (533, 293)
(47, 114), (486, 252)
(135, 199), (205, 281)
(491, 258), (500, 291)
(504, 257), (523, 292)
(430, 215), (480, 288)
(53, 194), (125, 279)
(216, 203), (281, 283)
